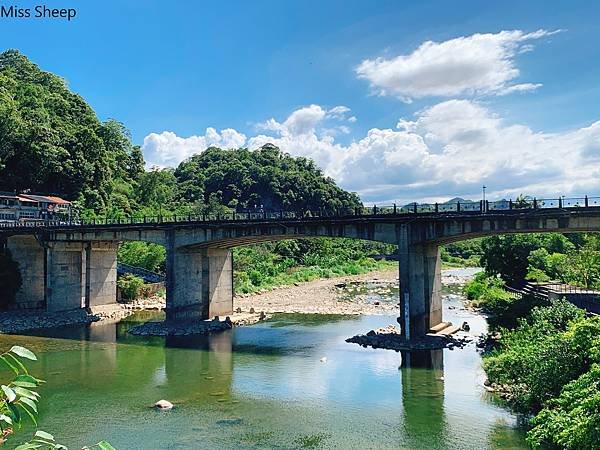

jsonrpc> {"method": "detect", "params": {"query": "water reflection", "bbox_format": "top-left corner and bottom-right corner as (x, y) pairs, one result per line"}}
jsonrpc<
(0, 280), (528, 449)
(400, 350), (447, 449)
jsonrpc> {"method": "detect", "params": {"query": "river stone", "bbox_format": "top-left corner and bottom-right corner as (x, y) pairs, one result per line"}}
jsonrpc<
(155, 399), (173, 410)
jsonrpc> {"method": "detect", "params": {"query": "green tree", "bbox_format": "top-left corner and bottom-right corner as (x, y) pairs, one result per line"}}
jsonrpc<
(118, 242), (166, 273)
(0, 50), (138, 212)
(173, 145), (361, 212)
(481, 234), (575, 282)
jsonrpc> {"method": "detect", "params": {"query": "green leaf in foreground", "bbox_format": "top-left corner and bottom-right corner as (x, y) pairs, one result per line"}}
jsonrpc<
(0, 355), (18, 375)
(14, 444), (42, 450)
(33, 430), (54, 441)
(20, 397), (38, 413)
(2, 384), (16, 402)
(10, 346), (37, 361)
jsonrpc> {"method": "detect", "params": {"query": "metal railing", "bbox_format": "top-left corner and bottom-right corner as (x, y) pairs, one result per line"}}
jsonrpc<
(0, 195), (599, 229)
(117, 263), (165, 284)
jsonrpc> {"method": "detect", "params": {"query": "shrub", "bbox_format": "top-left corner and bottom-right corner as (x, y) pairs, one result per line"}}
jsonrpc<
(118, 241), (166, 273)
(117, 274), (145, 300)
(527, 364), (600, 450)
(483, 301), (595, 413)
(464, 273), (550, 328)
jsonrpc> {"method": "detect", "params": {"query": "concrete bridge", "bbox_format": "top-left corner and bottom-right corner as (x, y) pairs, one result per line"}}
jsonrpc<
(2, 196), (600, 339)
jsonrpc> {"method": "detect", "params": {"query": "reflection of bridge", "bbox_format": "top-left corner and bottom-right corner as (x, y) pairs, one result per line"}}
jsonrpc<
(2, 196), (600, 338)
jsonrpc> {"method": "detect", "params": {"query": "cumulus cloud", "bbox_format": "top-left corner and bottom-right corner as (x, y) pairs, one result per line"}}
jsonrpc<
(338, 100), (599, 202)
(143, 128), (246, 167)
(142, 101), (600, 203)
(355, 29), (561, 102)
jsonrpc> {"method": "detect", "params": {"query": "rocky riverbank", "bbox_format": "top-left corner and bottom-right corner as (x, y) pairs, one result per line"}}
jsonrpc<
(235, 268), (400, 315)
(235, 267), (481, 316)
(0, 305), (133, 334)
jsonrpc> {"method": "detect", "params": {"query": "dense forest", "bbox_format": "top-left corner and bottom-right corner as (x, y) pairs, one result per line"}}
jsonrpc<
(0, 50), (144, 211)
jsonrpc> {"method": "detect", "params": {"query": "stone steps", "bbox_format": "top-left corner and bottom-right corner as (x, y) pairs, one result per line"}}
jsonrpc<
(436, 325), (461, 336)
(429, 321), (452, 333)
(427, 321), (460, 337)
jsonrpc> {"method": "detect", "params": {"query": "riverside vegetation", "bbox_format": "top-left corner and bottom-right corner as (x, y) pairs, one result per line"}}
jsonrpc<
(463, 232), (600, 449)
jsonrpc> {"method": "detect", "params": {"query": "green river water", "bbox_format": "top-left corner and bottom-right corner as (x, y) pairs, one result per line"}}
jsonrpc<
(1, 269), (528, 449)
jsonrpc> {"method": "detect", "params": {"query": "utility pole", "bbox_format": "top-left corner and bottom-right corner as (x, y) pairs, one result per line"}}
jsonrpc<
(482, 185), (487, 212)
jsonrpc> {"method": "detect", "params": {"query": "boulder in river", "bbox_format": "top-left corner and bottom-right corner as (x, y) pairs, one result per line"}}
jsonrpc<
(155, 399), (173, 410)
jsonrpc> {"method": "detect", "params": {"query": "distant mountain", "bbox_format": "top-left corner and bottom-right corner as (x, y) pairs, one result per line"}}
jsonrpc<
(444, 197), (476, 204)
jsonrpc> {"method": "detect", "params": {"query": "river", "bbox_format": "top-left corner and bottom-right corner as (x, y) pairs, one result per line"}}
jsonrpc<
(0, 268), (527, 449)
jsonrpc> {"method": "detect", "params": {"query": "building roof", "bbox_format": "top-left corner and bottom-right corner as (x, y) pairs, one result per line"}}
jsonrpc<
(19, 194), (72, 205)
(16, 196), (38, 204)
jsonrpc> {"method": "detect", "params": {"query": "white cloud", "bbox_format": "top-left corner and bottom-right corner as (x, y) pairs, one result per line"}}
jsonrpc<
(143, 128), (246, 167)
(326, 105), (351, 119)
(282, 104), (326, 135)
(355, 29), (561, 102)
(338, 100), (599, 202)
(142, 101), (600, 203)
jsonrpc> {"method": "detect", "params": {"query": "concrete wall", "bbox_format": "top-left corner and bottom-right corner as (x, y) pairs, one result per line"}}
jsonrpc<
(399, 225), (442, 338)
(165, 243), (205, 320)
(85, 242), (118, 307)
(45, 241), (85, 312)
(6, 238), (118, 312)
(165, 233), (233, 320)
(6, 235), (45, 309)
(204, 248), (233, 318)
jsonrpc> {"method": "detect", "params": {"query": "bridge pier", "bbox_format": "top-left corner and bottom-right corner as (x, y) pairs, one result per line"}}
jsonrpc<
(205, 248), (234, 318)
(85, 242), (118, 307)
(6, 236), (118, 312)
(165, 247), (206, 320)
(165, 244), (233, 321)
(45, 241), (86, 312)
(398, 229), (442, 339)
(6, 236), (45, 309)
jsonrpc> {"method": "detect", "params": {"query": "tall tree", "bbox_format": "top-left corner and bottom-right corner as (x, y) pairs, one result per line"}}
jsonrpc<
(0, 50), (137, 211)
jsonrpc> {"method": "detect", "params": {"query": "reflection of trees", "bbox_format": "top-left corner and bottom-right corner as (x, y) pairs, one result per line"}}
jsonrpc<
(487, 419), (528, 449)
(400, 350), (447, 449)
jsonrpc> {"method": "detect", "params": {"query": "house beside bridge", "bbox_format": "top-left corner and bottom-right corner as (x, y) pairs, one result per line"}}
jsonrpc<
(0, 192), (72, 222)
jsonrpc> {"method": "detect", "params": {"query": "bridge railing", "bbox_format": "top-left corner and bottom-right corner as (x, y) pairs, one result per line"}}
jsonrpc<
(1, 195), (600, 229)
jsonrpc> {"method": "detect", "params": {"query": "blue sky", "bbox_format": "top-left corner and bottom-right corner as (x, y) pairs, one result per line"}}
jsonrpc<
(2, 0), (599, 202)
